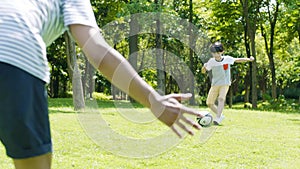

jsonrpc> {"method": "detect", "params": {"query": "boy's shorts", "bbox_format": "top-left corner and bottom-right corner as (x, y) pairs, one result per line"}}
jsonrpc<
(0, 62), (52, 159)
(206, 85), (229, 105)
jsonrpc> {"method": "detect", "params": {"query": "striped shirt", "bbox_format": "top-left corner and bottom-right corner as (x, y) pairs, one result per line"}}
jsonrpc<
(204, 56), (236, 86)
(0, 0), (98, 83)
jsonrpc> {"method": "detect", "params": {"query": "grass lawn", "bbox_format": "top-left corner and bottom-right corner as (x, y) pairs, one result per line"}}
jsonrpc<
(0, 98), (299, 169)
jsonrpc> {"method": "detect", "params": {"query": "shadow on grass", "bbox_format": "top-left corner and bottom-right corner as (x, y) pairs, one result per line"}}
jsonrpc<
(48, 98), (145, 114)
(49, 108), (74, 114)
(48, 98), (299, 114)
(229, 102), (300, 114)
(48, 98), (74, 108)
(287, 118), (300, 125)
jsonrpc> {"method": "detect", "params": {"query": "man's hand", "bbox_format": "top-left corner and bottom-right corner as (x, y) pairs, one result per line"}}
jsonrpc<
(149, 93), (202, 138)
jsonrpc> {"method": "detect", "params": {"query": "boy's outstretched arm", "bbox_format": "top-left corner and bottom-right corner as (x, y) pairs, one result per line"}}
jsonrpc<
(69, 24), (202, 138)
(234, 56), (255, 63)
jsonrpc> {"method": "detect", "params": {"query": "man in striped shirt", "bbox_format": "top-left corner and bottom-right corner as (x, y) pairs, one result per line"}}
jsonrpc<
(0, 0), (202, 168)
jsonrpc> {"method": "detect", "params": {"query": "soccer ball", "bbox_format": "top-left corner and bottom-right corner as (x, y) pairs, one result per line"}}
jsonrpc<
(196, 111), (213, 127)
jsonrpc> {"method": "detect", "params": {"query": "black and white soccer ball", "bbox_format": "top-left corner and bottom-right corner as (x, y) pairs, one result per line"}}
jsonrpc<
(196, 111), (213, 127)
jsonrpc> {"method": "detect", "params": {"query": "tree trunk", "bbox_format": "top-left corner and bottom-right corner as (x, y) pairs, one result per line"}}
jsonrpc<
(251, 64), (258, 109)
(243, 17), (251, 104)
(249, 31), (258, 108)
(241, 0), (262, 109)
(155, 0), (165, 95)
(83, 54), (95, 99)
(49, 64), (59, 98)
(64, 32), (85, 110)
(229, 87), (233, 108)
(260, 2), (279, 99)
(269, 2), (279, 99)
(128, 13), (139, 102)
(188, 0), (195, 105)
(72, 63), (85, 110)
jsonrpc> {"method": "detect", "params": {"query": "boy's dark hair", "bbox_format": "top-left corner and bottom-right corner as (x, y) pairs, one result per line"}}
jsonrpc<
(210, 42), (224, 53)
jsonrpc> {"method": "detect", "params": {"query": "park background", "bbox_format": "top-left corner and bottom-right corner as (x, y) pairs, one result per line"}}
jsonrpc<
(47, 0), (299, 112)
(1, 0), (300, 168)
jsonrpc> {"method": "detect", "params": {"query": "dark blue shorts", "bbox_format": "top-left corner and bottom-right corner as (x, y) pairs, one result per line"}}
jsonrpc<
(0, 62), (52, 159)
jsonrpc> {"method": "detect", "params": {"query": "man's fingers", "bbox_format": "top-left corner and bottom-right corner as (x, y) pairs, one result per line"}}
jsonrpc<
(166, 93), (192, 101)
(171, 126), (182, 138)
(181, 106), (203, 117)
(160, 93), (204, 138)
(181, 116), (202, 130)
(176, 120), (195, 136)
(170, 111), (203, 138)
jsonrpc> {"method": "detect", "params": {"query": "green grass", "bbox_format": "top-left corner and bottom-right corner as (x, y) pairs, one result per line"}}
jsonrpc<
(0, 98), (299, 169)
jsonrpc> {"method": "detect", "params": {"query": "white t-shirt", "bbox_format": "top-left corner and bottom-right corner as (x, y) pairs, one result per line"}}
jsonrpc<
(204, 56), (236, 86)
(0, 0), (98, 83)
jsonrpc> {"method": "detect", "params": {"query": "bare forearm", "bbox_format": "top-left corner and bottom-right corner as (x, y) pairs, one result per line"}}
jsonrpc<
(70, 24), (158, 108)
(97, 48), (159, 108)
(235, 56), (255, 63)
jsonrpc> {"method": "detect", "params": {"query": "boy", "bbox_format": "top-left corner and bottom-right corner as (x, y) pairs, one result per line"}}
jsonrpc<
(201, 42), (254, 125)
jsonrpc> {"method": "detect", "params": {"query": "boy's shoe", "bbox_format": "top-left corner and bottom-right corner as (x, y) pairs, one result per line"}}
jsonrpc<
(213, 114), (225, 125)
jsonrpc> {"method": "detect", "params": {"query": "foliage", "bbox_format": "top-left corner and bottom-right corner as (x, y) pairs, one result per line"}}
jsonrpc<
(47, 35), (70, 98)
(94, 72), (111, 95)
(199, 0), (244, 48)
(45, 0), (300, 112)
(275, 39), (300, 90)
(257, 95), (300, 113)
(92, 92), (112, 100)
(278, 0), (300, 43)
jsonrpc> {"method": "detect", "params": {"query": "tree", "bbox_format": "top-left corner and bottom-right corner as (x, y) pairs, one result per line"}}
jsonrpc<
(281, 0), (300, 44)
(82, 53), (96, 99)
(47, 36), (69, 98)
(240, 0), (263, 108)
(188, 0), (196, 105)
(155, 0), (166, 95)
(260, 0), (280, 99)
(64, 32), (85, 110)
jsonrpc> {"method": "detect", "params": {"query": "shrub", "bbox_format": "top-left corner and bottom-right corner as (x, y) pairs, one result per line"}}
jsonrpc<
(92, 92), (112, 101)
(257, 95), (300, 113)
